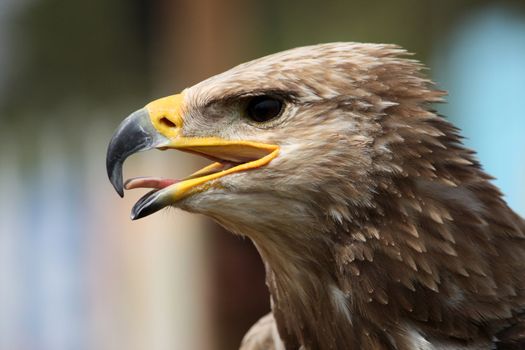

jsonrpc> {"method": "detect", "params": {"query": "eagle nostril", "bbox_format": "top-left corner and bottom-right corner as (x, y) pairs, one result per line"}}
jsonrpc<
(159, 116), (177, 128)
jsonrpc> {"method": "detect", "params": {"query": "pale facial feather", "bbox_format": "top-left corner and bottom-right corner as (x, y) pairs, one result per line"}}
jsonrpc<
(178, 43), (423, 226)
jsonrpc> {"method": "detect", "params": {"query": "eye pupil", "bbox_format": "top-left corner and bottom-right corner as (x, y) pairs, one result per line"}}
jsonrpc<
(246, 96), (283, 122)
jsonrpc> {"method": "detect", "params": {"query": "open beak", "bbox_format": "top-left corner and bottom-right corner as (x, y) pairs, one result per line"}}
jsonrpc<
(106, 93), (279, 220)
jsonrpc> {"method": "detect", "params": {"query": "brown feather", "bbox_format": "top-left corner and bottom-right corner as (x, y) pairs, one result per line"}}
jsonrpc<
(166, 43), (525, 349)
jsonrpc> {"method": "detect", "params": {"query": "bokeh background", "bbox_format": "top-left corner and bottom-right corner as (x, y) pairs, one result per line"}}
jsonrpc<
(0, 0), (524, 349)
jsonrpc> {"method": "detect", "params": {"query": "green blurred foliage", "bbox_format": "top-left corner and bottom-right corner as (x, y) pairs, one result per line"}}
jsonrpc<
(254, 0), (525, 62)
(2, 0), (150, 122)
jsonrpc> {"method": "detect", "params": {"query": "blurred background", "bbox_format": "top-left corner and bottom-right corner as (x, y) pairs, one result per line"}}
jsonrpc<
(0, 0), (524, 349)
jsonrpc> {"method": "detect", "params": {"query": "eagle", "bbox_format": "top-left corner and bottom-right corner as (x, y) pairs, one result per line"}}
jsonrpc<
(106, 43), (525, 350)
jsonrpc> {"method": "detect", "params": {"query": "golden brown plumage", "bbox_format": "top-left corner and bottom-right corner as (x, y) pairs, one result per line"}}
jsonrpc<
(107, 43), (525, 350)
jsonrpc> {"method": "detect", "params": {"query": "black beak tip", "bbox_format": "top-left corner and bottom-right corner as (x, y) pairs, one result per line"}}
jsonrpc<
(130, 190), (166, 220)
(106, 158), (125, 197)
(112, 176), (124, 198)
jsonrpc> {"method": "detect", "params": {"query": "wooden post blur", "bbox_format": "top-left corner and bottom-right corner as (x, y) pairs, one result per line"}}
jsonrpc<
(151, 0), (270, 349)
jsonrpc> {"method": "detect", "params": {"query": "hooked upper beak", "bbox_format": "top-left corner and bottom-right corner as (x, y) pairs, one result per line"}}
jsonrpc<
(106, 108), (170, 197)
(106, 93), (279, 220)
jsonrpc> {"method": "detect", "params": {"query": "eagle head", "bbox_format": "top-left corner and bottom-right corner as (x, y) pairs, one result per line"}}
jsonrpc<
(107, 43), (443, 240)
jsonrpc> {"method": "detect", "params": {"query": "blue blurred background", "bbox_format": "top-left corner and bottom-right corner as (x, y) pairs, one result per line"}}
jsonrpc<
(0, 0), (524, 349)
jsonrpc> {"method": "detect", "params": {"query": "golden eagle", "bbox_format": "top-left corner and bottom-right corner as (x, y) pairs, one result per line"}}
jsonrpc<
(107, 43), (525, 350)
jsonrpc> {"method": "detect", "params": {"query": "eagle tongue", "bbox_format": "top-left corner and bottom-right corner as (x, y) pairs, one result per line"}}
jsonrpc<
(124, 177), (178, 190)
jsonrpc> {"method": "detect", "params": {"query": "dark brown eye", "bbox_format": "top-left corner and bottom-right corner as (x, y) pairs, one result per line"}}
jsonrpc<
(246, 96), (284, 123)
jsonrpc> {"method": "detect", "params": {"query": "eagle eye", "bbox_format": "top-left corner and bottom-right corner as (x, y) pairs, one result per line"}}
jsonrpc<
(245, 96), (283, 123)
